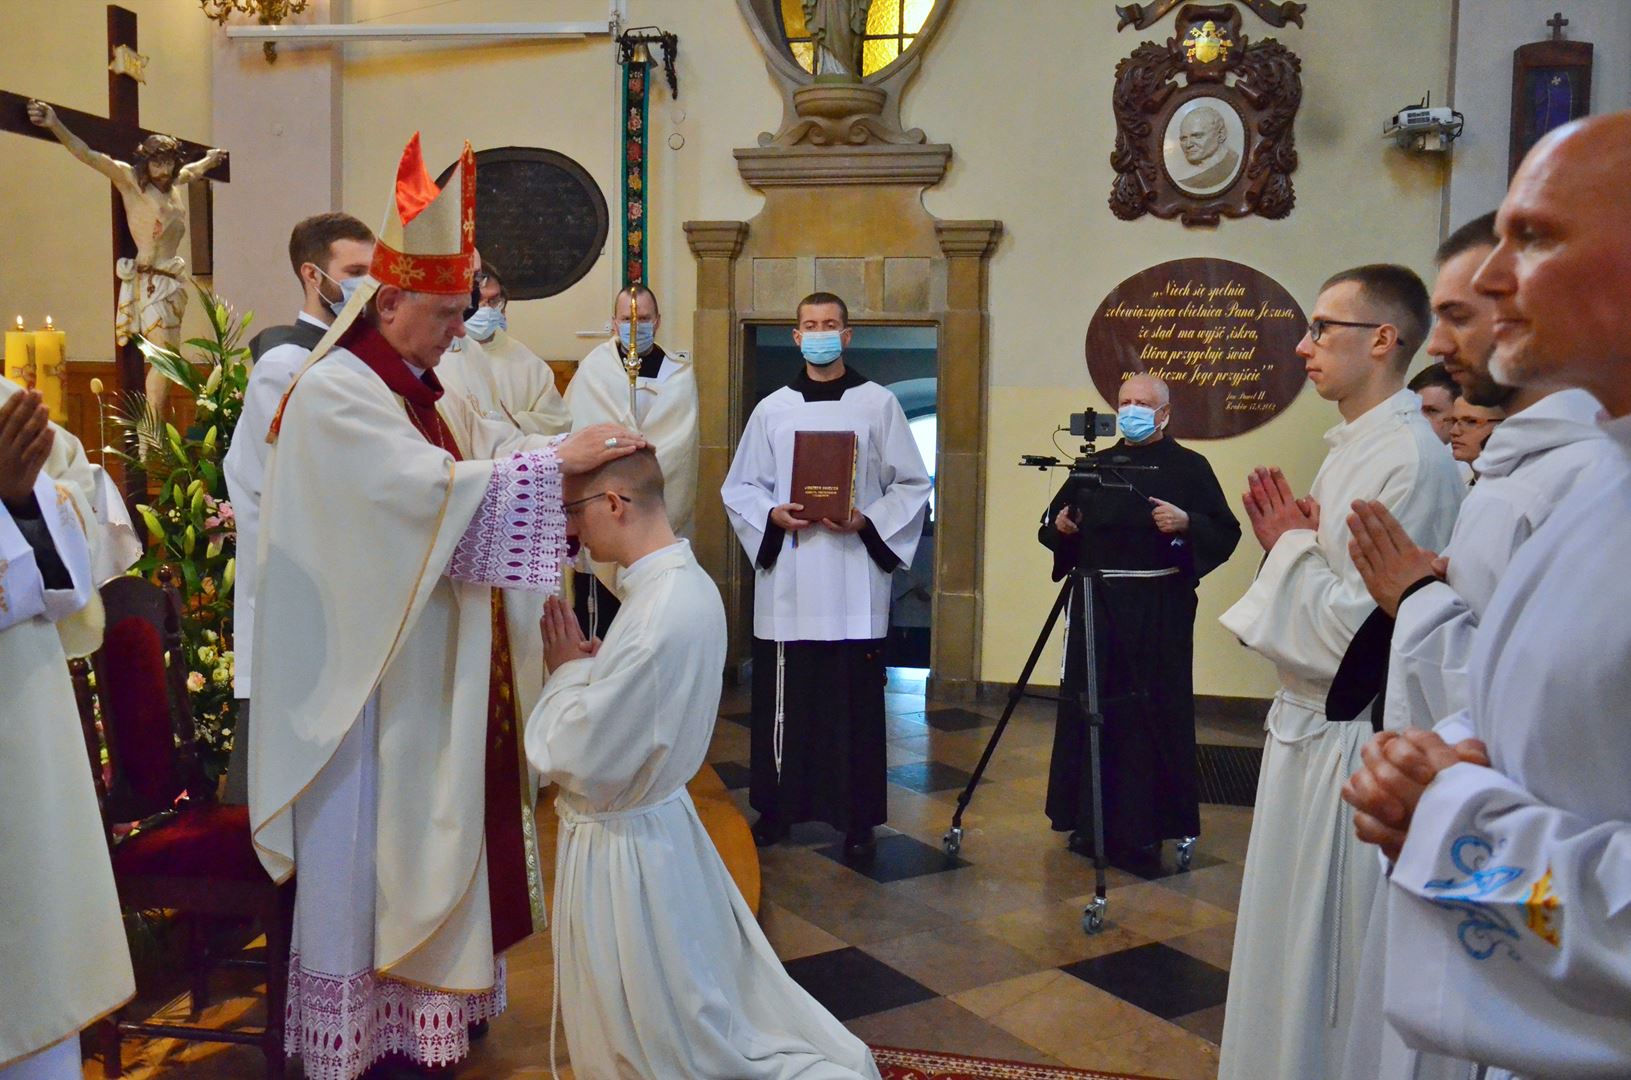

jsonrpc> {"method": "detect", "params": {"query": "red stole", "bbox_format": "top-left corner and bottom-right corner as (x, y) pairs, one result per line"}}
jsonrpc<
(349, 323), (539, 953)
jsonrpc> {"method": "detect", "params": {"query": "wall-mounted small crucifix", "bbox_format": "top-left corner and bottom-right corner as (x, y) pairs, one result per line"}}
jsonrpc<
(1510, 10), (1593, 178)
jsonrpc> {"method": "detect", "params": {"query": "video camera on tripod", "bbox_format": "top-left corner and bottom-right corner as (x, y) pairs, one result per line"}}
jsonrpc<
(1018, 408), (1152, 493)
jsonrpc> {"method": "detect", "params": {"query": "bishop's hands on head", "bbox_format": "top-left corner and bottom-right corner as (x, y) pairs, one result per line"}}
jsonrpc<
(555, 422), (647, 476)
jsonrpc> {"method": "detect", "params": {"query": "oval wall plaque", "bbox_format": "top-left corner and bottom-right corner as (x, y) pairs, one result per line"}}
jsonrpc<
(1085, 258), (1307, 439)
(437, 146), (608, 301)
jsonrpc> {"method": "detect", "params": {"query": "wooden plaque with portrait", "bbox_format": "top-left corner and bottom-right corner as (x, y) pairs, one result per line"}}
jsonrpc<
(1110, 4), (1303, 226)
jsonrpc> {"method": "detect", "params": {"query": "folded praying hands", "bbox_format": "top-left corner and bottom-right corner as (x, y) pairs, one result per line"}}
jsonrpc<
(543, 595), (600, 672)
(0, 390), (53, 505)
(1341, 729), (1490, 861)
(1241, 466), (1318, 552)
(1348, 500), (1447, 617)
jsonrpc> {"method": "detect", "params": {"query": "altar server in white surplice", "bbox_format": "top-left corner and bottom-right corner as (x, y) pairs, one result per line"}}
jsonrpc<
(250, 134), (643, 1080)
(0, 387), (135, 1079)
(1344, 111), (1631, 1080)
(722, 292), (931, 860)
(1339, 214), (1609, 1080)
(1217, 264), (1463, 1080)
(565, 285), (698, 634)
(527, 447), (881, 1080)
(439, 262), (571, 438)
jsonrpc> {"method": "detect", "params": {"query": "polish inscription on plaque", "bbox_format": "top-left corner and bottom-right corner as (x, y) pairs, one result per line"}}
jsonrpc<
(438, 146), (608, 300)
(1085, 258), (1307, 439)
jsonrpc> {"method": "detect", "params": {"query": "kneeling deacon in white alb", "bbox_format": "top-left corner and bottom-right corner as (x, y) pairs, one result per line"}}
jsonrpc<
(526, 446), (880, 1080)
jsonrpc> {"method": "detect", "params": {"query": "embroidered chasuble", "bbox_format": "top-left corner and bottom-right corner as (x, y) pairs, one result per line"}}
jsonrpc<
(334, 322), (544, 956)
(252, 319), (566, 1076)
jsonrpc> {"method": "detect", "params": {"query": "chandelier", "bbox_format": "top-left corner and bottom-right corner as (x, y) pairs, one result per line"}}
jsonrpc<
(199, 0), (312, 62)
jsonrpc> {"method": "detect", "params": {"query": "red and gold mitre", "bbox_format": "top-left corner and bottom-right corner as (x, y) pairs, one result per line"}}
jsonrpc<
(370, 133), (477, 295)
(267, 133), (478, 444)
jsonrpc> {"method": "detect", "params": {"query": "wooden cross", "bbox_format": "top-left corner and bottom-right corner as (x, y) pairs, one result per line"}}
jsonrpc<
(0, 5), (229, 505)
(1548, 11), (1569, 40)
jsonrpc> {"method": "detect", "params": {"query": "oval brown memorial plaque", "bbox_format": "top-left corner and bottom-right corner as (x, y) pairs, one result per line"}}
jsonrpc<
(1085, 258), (1307, 439)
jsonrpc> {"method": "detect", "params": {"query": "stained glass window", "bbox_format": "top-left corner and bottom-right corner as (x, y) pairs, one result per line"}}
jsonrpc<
(778, 0), (936, 76)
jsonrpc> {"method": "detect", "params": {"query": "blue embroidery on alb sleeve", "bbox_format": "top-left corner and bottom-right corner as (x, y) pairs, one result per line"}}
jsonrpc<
(1421, 835), (1525, 961)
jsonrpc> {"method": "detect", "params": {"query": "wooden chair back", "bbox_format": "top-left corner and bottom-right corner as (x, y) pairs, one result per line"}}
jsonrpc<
(70, 567), (212, 831)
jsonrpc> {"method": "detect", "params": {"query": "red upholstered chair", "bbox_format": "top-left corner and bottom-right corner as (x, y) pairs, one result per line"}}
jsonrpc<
(70, 567), (293, 1079)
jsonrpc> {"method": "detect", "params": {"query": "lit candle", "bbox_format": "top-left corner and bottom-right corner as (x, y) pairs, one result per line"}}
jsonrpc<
(5, 316), (34, 390)
(33, 316), (66, 423)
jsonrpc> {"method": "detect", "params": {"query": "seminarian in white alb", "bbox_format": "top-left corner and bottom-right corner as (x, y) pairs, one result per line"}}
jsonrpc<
(3, 3), (1630, 1079)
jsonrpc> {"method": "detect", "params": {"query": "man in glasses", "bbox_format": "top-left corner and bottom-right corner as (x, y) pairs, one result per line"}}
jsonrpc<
(525, 447), (880, 1079)
(1447, 399), (1504, 482)
(1217, 264), (1464, 1080)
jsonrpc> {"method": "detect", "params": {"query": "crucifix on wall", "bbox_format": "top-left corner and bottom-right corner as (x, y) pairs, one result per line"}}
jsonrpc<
(1509, 10), (1593, 177)
(0, 4), (229, 457)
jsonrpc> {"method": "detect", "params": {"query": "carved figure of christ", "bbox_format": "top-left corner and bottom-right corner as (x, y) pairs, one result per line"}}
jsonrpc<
(28, 99), (225, 414)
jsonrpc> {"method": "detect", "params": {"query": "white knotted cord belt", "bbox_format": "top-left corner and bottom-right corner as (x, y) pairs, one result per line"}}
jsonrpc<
(774, 641), (786, 778)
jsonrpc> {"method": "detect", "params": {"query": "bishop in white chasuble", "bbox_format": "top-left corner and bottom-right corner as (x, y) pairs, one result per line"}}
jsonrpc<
(250, 133), (643, 1079)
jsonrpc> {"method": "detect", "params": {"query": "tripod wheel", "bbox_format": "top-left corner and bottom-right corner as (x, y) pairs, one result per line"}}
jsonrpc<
(942, 828), (962, 857)
(1176, 837), (1197, 871)
(1082, 897), (1107, 935)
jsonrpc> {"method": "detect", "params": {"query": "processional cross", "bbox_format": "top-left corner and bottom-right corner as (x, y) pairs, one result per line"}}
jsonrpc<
(0, 5), (230, 503)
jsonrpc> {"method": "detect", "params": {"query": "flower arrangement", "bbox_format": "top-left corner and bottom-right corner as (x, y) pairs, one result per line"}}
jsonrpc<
(108, 284), (251, 780)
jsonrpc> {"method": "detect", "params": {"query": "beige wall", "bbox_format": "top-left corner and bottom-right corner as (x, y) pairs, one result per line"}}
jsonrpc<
(6, 0), (1456, 698)
(0, 0), (217, 361)
(904, 2), (1455, 697)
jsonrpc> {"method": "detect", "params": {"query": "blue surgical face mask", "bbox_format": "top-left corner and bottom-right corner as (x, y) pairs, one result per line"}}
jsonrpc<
(617, 321), (656, 354)
(1118, 403), (1160, 442)
(465, 306), (505, 341)
(316, 267), (366, 319)
(799, 329), (844, 366)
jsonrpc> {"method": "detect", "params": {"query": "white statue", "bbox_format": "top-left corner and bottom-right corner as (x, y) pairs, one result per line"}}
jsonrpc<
(27, 100), (227, 419)
(801, 0), (872, 79)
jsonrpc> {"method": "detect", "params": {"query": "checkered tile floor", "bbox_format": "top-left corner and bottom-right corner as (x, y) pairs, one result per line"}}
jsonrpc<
(97, 672), (1261, 1080)
(709, 670), (1261, 1079)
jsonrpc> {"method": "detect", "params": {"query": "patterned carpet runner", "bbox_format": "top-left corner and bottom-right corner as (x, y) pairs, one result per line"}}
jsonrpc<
(872, 1046), (1162, 1079)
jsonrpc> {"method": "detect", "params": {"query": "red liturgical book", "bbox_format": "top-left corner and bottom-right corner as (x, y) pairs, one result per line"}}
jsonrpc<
(790, 430), (857, 523)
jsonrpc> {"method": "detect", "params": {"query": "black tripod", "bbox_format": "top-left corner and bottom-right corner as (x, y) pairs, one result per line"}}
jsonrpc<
(941, 444), (1194, 935)
(941, 556), (1113, 932)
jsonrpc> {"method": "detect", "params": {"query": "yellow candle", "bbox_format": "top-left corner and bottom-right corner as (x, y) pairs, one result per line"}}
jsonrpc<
(33, 316), (66, 423)
(5, 315), (34, 390)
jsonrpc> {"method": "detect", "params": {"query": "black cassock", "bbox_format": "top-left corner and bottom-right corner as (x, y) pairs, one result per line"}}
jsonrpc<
(1038, 435), (1239, 852)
